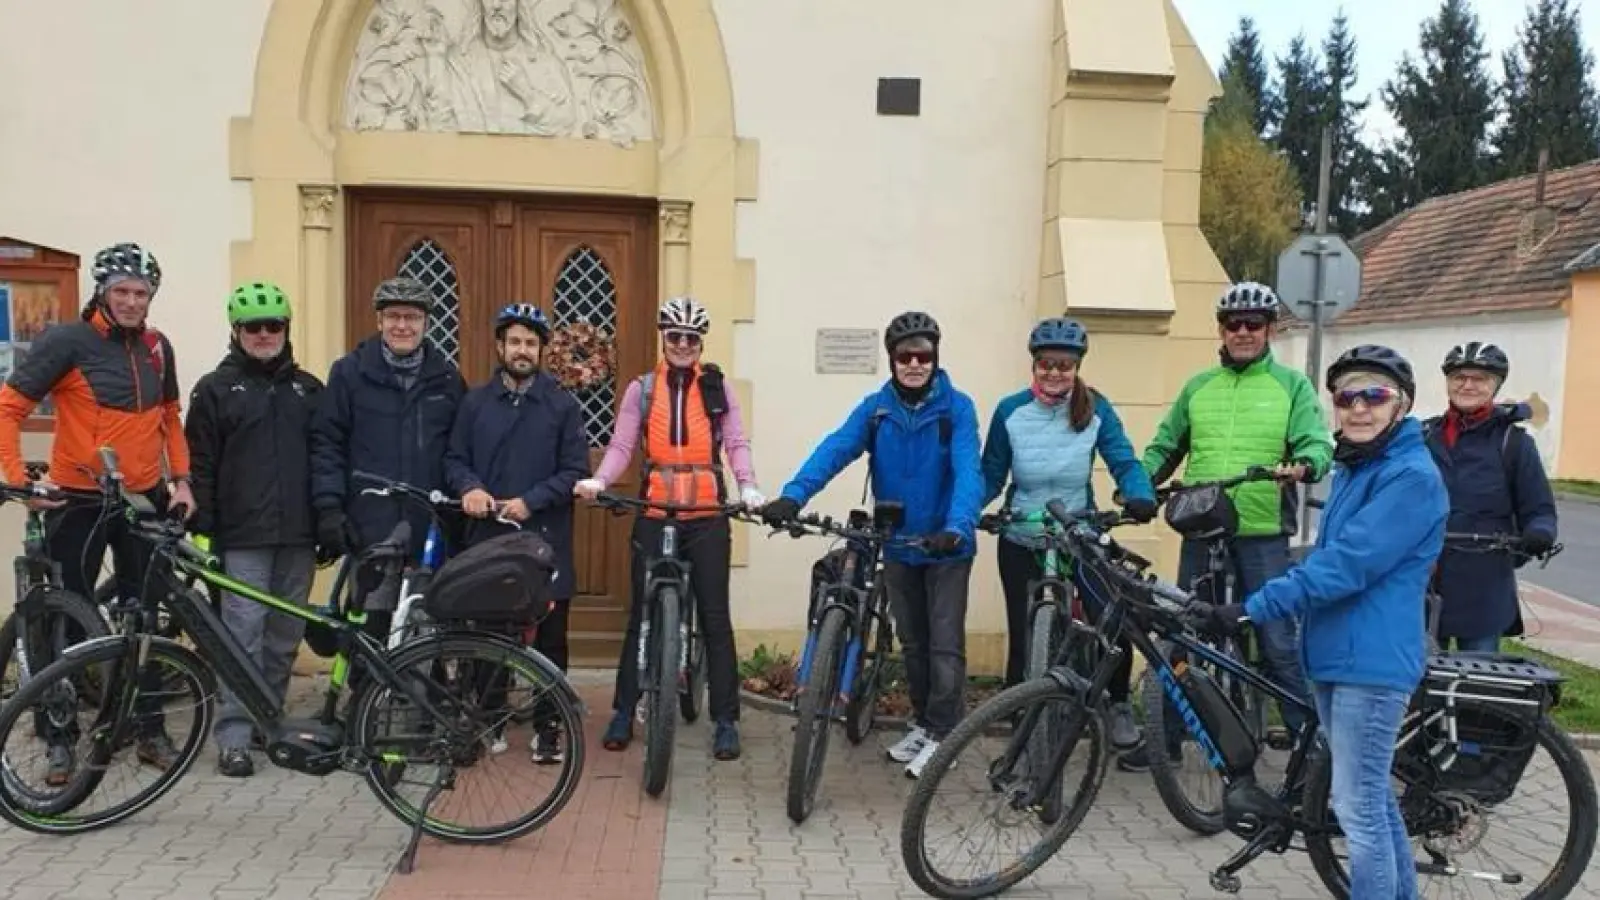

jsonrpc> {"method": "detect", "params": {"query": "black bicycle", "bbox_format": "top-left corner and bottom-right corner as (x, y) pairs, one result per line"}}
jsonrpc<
(0, 448), (586, 875)
(900, 500), (1597, 899)
(590, 492), (757, 797)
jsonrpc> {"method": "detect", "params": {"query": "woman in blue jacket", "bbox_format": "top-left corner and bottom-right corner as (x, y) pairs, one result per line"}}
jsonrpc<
(1201, 345), (1447, 900)
(979, 318), (1157, 750)
(762, 311), (984, 779)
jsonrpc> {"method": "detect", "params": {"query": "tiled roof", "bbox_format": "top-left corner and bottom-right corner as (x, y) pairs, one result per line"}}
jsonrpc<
(1323, 159), (1600, 327)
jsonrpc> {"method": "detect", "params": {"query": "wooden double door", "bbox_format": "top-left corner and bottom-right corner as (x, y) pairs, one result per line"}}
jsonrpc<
(345, 189), (658, 665)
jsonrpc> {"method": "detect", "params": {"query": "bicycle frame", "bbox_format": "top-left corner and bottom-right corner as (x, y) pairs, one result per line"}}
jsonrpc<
(639, 520), (693, 680)
(795, 529), (884, 708)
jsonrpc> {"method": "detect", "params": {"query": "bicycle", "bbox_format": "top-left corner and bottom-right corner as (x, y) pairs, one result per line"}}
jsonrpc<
(590, 491), (757, 797)
(775, 502), (921, 824)
(1427, 531), (1564, 653)
(900, 500), (1598, 899)
(0, 448), (587, 876)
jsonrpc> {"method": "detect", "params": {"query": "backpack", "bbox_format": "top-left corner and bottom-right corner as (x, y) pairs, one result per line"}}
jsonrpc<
(638, 363), (729, 458)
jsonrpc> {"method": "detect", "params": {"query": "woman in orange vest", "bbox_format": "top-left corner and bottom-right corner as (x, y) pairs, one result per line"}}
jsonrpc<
(575, 296), (766, 761)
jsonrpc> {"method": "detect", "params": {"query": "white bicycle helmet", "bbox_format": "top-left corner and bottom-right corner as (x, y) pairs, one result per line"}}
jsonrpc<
(92, 243), (162, 294)
(658, 296), (710, 334)
(1215, 281), (1282, 321)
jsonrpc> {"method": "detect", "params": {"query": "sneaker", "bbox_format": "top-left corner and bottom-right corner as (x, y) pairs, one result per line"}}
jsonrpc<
(1108, 702), (1140, 750)
(712, 721), (741, 761)
(904, 738), (941, 779)
(886, 725), (929, 764)
(136, 732), (180, 769)
(44, 744), (73, 787)
(489, 727), (509, 756)
(1115, 742), (1182, 774)
(217, 747), (254, 778)
(531, 726), (564, 765)
(601, 710), (632, 752)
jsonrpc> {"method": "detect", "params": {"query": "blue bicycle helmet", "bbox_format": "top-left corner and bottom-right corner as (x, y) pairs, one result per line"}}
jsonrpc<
(1028, 317), (1089, 356)
(494, 303), (551, 342)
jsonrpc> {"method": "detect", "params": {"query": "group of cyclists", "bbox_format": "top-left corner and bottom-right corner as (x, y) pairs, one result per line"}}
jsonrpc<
(0, 239), (1563, 898)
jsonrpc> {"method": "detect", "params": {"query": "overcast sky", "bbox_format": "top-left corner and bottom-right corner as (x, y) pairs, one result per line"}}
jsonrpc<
(1171, 0), (1600, 143)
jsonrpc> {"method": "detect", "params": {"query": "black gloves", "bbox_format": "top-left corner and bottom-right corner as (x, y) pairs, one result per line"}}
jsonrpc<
(1122, 498), (1158, 524)
(316, 509), (350, 561)
(926, 531), (963, 557)
(1188, 602), (1248, 636)
(1519, 531), (1555, 557)
(761, 497), (801, 527)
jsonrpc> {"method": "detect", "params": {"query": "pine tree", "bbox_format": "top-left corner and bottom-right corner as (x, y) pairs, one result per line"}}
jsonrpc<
(1495, 0), (1600, 175)
(1319, 11), (1370, 234)
(1379, 0), (1497, 208)
(1218, 16), (1274, 136)
(1273, 34), (1329, 225)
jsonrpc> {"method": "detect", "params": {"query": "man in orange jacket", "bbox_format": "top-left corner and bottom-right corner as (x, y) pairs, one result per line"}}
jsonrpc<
(0, 242), (195, 781)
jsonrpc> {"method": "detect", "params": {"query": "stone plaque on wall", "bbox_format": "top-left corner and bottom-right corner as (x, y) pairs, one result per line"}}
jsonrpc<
(815, 328), (879, 375)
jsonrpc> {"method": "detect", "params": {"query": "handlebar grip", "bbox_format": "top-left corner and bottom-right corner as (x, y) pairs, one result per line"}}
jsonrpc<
(1045, 499), (1072, 527)
(98, 446), (121, 477)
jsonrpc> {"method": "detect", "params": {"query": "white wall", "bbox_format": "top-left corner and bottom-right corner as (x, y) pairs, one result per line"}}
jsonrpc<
(1278, 313), (1570, 469)
(714, 0), (1055, 633)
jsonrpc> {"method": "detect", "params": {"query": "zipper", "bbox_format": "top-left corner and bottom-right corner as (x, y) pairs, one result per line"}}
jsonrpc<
(126, 337), (144, 412)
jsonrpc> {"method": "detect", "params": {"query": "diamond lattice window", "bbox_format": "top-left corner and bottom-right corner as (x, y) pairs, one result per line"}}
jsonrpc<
(397, 239), (461, 365)
(552, 246), (619, 447)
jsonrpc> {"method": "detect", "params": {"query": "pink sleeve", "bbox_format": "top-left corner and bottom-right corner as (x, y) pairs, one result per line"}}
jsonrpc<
(594, 378), (642, 487)
(720, 387), (758, 488)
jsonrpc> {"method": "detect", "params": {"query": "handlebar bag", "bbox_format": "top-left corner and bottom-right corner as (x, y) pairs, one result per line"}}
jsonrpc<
(1163, 483), (1239, 540)
(423, 531), (557, 624)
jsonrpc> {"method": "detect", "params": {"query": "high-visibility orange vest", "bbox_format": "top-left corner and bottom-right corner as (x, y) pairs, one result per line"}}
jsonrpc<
(639, 362), (725, 518)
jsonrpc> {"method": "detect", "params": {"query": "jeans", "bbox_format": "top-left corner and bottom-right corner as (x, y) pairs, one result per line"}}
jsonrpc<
(1180, 535), (1310, 733)
(1315, 682), (1416, 900)
(996, 539), (1132, 700)
(215, 547), (314, 750)
(884, 559), (973, 739)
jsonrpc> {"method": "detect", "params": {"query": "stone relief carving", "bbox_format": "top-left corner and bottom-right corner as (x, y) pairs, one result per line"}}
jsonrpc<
(659, 202), (690, 244)
(300, 187), (338, 229)
(344, 0), (655, 148)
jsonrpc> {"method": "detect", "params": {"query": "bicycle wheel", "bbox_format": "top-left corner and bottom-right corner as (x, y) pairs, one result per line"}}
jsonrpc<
(642, 586), (681, 798)
(1304, 713), (1598, 900)
(788, 606), (847, 823)
(355, 633), (586, 843)
(0, 586), (110, 700)
(1023, 601), (1064, 824)
(844, 585), (891, 745)
(901, 677), (1108, 899)
(0, 635), (212, 834)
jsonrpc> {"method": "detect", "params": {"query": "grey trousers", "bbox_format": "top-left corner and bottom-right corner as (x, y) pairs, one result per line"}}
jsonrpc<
(884, 559), (974, 739)
(214, 547), (315, 750)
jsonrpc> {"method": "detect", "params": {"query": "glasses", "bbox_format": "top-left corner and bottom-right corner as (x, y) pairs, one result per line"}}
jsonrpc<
(1449, 371), (1496, 387)
(381, 311), (425, 327)
(894, 350), (934, 367)
(1223, 317), (1268, 333)
(1332, 386), (1399, 409)
(240, 320), (286, 335)
(663, 330), (702, 348)
(1034, 358), (1077, 375)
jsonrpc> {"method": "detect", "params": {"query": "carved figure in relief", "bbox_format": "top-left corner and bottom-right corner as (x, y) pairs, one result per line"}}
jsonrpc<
(450, 0), (575, 134)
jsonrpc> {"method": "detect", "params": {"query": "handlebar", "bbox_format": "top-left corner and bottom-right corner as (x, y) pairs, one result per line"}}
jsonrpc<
(774, 510), (935, 549)
(977, 508), (1051, 533)
(590, 491), (761, 522)
(1445, 531), (1563, 561)
(354, 470), (461, 509)
(1154, 465), (1279, 503)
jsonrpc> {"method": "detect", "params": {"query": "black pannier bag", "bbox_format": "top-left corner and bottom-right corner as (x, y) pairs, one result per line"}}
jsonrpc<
(1163, 482), (1240, 540)
(423, 530), (558, 625)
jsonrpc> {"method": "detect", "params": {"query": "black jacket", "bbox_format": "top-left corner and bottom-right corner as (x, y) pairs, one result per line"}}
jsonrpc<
(443, 369), (589, 599)
(185, 341), (324, 549)
(1424, 402), (1559, 640)
(310, 336), (466, 553)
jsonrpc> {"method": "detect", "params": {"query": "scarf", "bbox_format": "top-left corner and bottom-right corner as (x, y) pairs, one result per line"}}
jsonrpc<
(1031, 380), (1069, 407)
(1442, 404), (1492, 449)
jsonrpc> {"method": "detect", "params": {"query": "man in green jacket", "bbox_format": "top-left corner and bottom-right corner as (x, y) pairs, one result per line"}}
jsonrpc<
(1123, 281), (1334, 772)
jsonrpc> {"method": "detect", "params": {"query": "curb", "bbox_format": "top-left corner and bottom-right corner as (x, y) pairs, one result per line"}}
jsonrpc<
(1554, 489), (1600, 507)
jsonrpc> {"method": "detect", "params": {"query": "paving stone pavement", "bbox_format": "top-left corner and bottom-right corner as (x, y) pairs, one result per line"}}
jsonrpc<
(4, 672), (1600, 899)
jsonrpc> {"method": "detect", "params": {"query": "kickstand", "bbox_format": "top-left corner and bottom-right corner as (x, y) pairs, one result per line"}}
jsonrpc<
(395, 767), (450, 875)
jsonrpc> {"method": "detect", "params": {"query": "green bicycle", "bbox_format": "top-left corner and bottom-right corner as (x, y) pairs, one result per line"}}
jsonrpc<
(0, 449), (585, 875)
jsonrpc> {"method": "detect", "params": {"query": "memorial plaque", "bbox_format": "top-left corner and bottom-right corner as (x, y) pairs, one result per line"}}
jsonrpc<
(815, 328), (879, 375)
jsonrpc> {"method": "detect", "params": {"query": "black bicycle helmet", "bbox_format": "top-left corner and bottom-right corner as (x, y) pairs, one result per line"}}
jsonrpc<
(1326, 344), (1415, 399)
(1028, 317), (1089, 356)
(884, 311), (941, 351)
(373, 276), (433, 312)
(92, 242), (162, 294)
(1441, 341), (1509, 380)
(1215, 281), (1281, 322)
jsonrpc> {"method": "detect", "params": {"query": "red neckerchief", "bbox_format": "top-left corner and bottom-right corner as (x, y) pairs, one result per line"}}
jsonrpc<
(1442, 404), (1492, 448)
(1031, 379), (1068, 407)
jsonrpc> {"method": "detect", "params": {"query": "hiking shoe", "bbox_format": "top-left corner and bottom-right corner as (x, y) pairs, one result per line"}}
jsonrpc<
(1115, 742), (1182, 774)
(712, 721), (741, 761)
(1108, 702), (1140, 750)
(886, 725), (929, 764)
(531, 725), (564, 765)
(136, 732), (180, 769)
(602, 710), (632, 752)
(905, 738), (941, 779)
(217, 747), (254, 778)
(44, 744), (73, 787)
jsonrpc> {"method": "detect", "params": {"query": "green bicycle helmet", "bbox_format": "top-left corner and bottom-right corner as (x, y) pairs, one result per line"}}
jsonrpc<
(228, 281), (292, 325)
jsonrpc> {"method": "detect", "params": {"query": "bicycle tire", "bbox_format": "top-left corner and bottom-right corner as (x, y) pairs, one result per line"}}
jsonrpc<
(0, 635), (212, 834)
(642, 585), (681, 798)
(1024, 601), (1064, 824)
(355, 633), (586, 843)
(788, 606), (847, 823)
(844, 586), (891, 745)
(0, 586), (110, 695)
(680, 600), (705, 724)
(1143, 636), (1237, 836)
(900, 677), (1108, 899)
(1304, 714), (1598, 900)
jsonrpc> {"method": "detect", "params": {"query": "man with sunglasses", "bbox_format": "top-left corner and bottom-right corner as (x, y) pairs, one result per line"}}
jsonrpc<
(762, 311), (984, 778)
(184, 282), (324, 777)
(1127, 281), (1333, 772)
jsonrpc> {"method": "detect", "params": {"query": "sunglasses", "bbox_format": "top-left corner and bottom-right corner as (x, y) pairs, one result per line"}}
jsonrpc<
(894, 350), (935, 367)
(1223, 318), (1268, 333)
(240, 320), (286, 335)
(1033, 358), (1077, 375)
(1332, 386), (1399, 409)
(663, 330), (702, 348)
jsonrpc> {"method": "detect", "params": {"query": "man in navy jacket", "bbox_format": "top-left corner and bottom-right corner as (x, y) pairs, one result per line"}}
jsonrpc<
(443, 303), (587, 764)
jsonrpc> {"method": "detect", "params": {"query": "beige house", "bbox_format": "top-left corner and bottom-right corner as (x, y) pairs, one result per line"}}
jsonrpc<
(0, 0), (1229, 671)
